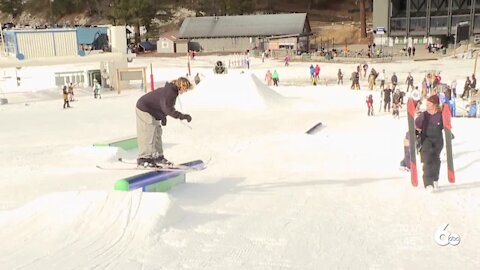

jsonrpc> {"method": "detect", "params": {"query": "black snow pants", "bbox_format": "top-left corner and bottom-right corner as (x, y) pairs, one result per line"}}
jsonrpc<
(419, 123), (444, 187)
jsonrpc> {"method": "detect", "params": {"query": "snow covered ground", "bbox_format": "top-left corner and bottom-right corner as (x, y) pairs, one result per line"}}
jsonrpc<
(0, 53), (479, 269)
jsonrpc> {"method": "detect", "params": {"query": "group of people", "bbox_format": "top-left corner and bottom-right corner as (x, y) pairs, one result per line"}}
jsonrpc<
(264, 70), (279, 86)
(309, 64), (321, 85)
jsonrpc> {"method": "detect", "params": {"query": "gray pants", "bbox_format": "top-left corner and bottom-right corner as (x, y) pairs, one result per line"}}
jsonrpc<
(136, 108), (163, 159)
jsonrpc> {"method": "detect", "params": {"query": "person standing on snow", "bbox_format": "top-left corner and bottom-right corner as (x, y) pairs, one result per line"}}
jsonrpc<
(337, 69), (343, 85)
(366, 94), (374, 116)
(378, 69), (386, 90)
(314, 64), (321, 83)
(415, 94), (444, 191)
(93, 79), (102, 99)
(62, 85), (71, 109)
(391, 72), (398, 91)
(272, 70), (279, 86)
(309, 64), (315, 84)
(405, 73), (414, 92)
(135, 77), (193, 168)
(383, 84), (393, 112)
(392, 89), (402, 118)
(265, 70), (273, 86)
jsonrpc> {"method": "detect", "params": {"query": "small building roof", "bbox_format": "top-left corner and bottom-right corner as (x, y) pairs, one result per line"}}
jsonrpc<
(178, 13), (310, 39)
(160, 30), (180, 41)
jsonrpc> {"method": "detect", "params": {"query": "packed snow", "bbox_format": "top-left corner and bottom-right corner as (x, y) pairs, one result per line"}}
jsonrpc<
(0, 52), (479, 269)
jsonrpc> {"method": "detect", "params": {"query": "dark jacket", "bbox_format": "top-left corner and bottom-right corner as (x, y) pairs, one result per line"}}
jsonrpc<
(136, 82), (184, 123)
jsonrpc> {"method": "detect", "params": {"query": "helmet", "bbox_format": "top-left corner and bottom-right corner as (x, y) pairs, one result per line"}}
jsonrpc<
(411, 89), (421, 101)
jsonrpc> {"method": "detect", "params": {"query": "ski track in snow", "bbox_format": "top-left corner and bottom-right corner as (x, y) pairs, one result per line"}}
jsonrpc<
(1, 55), (480, 269)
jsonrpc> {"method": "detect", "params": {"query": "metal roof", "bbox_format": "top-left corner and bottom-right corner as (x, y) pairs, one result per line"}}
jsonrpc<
(178, 13), (309, 38)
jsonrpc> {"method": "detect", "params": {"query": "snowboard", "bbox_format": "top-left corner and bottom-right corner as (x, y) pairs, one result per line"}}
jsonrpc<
(97, 159), (207, 172)
(442, 103), (455, 183)
(407, 98), (419, 187)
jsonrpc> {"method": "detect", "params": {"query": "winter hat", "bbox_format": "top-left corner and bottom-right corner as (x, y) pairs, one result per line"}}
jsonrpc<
(427, 94), (439, 105)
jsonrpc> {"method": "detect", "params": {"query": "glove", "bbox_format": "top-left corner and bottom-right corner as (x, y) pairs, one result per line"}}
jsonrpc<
(160, 118), (167, 126)
(180, 114), (192, 122)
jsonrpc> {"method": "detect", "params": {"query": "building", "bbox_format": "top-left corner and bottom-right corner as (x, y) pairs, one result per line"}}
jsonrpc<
(157, 31), (188, 53)
(373, 0), (480, 47)
(178, 13), (312, 52)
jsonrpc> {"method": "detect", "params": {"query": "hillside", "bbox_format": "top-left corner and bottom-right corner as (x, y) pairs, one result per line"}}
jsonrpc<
(0, 0), (373, 45)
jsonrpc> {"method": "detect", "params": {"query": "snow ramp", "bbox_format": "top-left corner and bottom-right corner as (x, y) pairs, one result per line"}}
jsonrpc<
(180, 73), (286, 110)
(0, 190), (175, 269)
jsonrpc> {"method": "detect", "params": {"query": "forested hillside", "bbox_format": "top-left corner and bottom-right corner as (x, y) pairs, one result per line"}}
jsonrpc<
(0, 0), (373, 44)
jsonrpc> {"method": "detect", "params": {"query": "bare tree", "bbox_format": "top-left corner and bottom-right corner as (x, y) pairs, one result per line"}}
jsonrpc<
(359, 0), (367, 38)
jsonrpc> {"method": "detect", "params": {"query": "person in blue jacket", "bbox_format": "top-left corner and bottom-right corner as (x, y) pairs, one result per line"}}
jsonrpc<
(309, 64), (315, 84)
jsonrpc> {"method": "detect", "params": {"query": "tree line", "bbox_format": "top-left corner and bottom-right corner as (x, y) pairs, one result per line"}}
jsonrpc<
(0, 0), (368, 40)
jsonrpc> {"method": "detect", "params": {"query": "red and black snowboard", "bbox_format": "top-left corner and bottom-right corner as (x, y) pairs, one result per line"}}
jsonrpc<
(442, 103), (455, 183)
(407, 98), (419, 187)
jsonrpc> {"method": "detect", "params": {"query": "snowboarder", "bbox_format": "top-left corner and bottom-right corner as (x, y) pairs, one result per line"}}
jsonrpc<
(337, 69), (343, 85)
(135, 77), (193, 168)
(415, 94), (444, 191)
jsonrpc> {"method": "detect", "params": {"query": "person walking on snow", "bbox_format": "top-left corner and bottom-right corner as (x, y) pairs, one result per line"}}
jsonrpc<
(93, 79), (102, 99)
(415, 94), (444, 191)
(284, 55), (290, 66)
(314, 64), (320, 83)
(265, 70), (273, 86)
(337, 69), (343, 85)
(366, 94), (374, 116)
(272, 70), (279, 86)
(309, 65), (315, 84)
(391, 72), (398, 90)
(383, 85), (393, 112)
(405, 73), (414, 92)
(378, 69), (386, 90)
(62, 85), (71, 109)
(68, 82), (75, 101)
(392, 89), (402, 118)
(135, 77), (193, 168)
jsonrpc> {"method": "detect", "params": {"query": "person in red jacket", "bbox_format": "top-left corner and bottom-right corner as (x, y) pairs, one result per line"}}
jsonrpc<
(314, 64), (320, 83)
(366, 94), (374, 116)
(135, 77), (193, 168)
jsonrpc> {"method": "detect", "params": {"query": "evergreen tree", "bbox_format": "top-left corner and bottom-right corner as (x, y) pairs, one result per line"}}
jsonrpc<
(0, 0), (24, 19)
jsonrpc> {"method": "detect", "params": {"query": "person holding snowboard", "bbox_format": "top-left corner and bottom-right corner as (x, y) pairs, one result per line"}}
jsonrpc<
(415, 94), (444, 191)
(135, 77), (193, 167)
